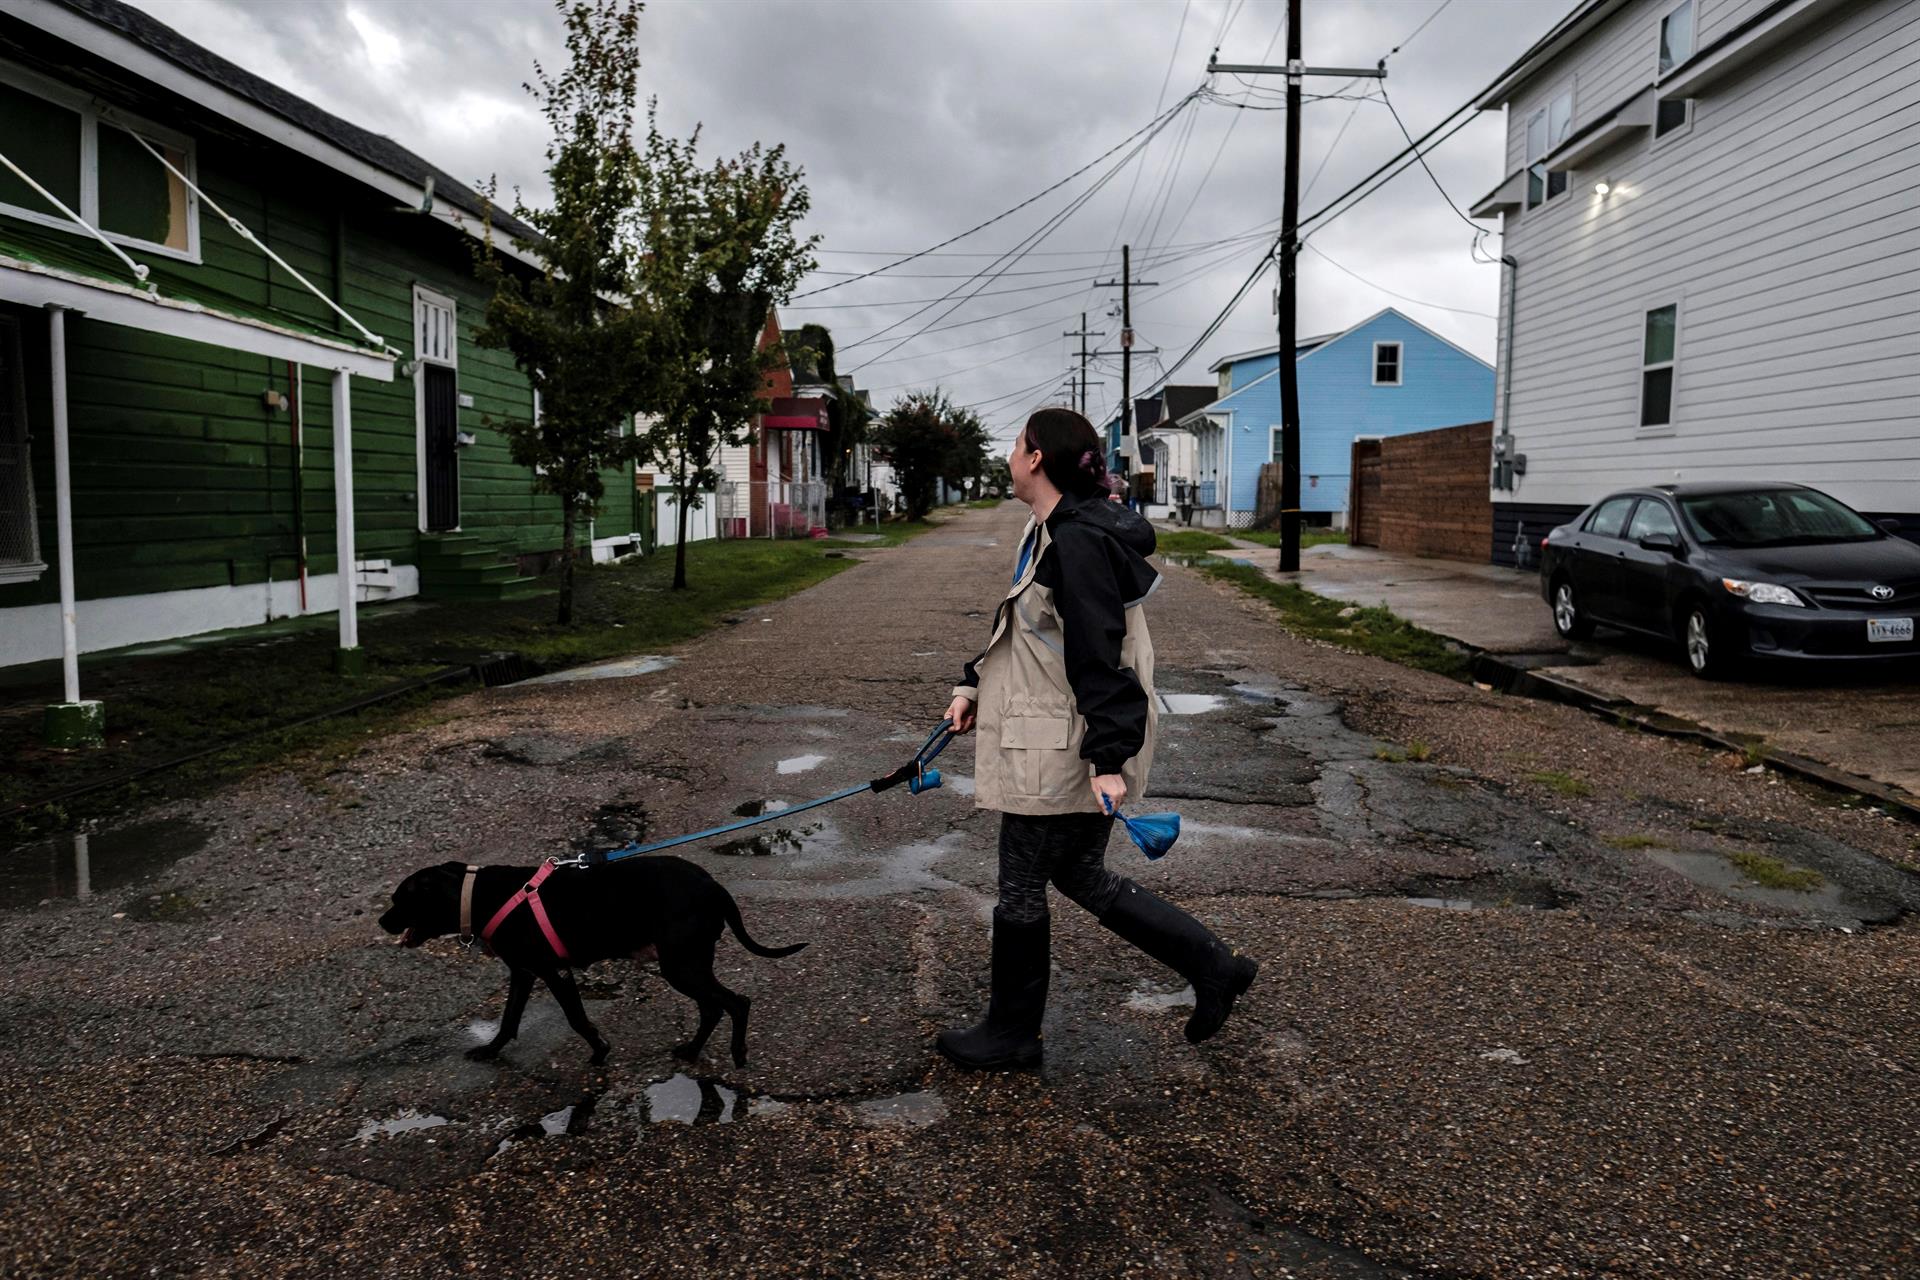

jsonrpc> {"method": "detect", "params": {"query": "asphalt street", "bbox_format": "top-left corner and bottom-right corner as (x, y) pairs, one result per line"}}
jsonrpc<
(2, 502), (1916, 1279)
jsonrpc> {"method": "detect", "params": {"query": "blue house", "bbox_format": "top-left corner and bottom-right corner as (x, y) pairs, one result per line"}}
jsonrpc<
(1175, 308), (1494, 528)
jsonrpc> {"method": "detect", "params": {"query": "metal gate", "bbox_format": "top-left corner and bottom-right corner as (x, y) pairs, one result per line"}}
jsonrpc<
(716, 480), (828, 538)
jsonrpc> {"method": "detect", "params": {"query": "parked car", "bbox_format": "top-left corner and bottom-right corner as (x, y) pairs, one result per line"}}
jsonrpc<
(1539, 482), (1920, 678)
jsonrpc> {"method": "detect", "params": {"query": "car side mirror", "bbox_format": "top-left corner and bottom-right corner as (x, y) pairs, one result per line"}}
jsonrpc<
(1878, 518), (1902, 534)
(1638, 532), (1681, 555)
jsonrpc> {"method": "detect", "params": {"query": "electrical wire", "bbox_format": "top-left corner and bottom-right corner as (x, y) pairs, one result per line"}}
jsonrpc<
(792, 92), (1200, 300)
(1302, 241), (1496, 318)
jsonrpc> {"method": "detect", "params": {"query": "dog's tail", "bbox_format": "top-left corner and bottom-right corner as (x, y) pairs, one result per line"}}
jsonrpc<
(718, 886), (808, 959)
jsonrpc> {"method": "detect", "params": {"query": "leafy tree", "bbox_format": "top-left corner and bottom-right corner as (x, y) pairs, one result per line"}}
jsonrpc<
(474, 0), (658, 624)
(635, 110), (817, 589)
(871, 390), (990, 520)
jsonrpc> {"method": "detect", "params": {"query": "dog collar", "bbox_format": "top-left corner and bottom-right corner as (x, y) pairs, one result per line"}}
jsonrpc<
(458, 864), (479, 946)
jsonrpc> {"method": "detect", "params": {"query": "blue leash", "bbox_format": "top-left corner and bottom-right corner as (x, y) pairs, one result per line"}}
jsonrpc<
(555, 720), (957, 870)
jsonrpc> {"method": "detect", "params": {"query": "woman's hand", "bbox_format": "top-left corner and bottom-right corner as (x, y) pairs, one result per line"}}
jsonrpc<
(944, 694), (977, 735)
(1090, 773), (1127, 814)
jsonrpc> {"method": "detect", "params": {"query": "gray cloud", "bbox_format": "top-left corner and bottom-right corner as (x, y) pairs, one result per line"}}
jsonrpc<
(129, 0), (1565, 439)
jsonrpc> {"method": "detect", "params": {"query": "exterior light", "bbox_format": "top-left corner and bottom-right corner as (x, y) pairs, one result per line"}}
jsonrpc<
(1594, 179), (1612, 196)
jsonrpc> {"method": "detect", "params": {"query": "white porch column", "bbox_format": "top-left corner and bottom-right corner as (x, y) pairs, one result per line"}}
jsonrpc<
(49, 306), (77, 702)
(331, 367), (363, 673)
(41, 305), (102, 747)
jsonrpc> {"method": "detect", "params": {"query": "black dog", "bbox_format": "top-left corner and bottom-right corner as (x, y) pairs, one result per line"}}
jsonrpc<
(379, 856), (805, 1067)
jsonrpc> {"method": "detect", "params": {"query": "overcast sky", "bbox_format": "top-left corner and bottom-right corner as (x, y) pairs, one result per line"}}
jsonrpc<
(128, 0), (1565, 442)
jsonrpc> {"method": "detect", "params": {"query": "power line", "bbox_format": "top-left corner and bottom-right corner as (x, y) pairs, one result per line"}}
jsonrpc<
(1378, 82), (1485, 233)
(1302, 241), (1496, 318)
(792, 92), (1200, 300)
(844, 94), (1202, 368)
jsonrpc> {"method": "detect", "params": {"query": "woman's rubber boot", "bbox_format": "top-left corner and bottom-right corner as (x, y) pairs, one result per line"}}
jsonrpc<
(1099, 879), (1258, 1043)
(936, 910), (1049, 1071)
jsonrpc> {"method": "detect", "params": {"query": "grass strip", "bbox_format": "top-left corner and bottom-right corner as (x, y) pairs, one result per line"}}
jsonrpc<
(1192, 559), (1472, 680)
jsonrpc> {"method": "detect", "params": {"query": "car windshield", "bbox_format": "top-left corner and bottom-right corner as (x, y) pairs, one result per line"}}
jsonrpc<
(1679, 489), (1880, 547)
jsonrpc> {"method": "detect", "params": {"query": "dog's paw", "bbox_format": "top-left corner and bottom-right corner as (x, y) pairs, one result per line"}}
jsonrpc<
(671, 1041), (700, 1062)
(590, 1041), (611, 1065)
(466, 1044), (502, 1062)
(732, 1054), (748, 1069)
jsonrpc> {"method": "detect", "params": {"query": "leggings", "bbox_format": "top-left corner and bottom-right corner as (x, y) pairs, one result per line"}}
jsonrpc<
(996, 811), (1124, 925)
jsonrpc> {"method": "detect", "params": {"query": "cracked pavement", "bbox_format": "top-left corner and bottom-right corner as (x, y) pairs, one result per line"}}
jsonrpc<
(2, 503), (1917, 1278)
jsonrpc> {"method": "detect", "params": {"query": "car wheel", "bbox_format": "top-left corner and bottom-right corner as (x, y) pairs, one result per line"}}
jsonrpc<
(1681, 603), (1734, 679)
(1551, 578), (1594, 640)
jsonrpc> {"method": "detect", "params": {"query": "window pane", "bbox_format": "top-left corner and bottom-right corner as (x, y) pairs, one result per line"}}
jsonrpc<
(1548, 92), (1572, 148)
(0, 83), (82, 218)
(1660, 1), (1695, 75)
(1527, 165), (1545, 207)
(1271, 428), (1283, 459)
(1526, 111), (1547, 162)
(1376, 345), (1400, 383)
(1588, 498), (1635, 538)
(1628, 501), (1679, 541)
(1655, 97), (1690, 137)
(1641, 368), (1674, 426)
(1644, 306), (1677, 364)
(1547, 170), (1567, 199)
(98, 126), (190, 251)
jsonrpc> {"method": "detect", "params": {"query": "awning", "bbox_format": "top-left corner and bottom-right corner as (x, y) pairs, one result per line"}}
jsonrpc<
(762, 396), (828, 430)
(1543, 86), (1656, 171)
(1470, 170), (1526, 219)
(1657, 0), (1846, 102)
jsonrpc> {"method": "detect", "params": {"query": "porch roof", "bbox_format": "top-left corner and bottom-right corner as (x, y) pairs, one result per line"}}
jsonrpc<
(0, 234), (395, 379)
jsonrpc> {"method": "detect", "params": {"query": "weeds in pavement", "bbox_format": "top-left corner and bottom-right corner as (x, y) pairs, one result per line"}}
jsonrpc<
(1604, 833), (1664, 850)
(1726, 849), (1824, 892)
(818, 519), (939, 549)
(967, 499), (1004, 510)
(1195, 562), (1472, 680)
(1741, 742), (1771, 768)
(1374, 741), (1434, 764)
(1528, 770), (1594, 798)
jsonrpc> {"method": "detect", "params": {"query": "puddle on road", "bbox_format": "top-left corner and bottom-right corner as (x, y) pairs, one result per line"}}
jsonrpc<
(733, 799), (791, 817)
(1159, 693), (1226, 715)
(645, 1074), (739, 1125)
(715, 824), (819, 857)
(356, 1109), (451, 1141)
(854, 1091), (946, 1129)
(570, 802), (650, 857)
(1, 818), (210, 910)
(1645, 849), (1852, 916)
(1126, 982), (1196, 1012)
(776, 754), (828, 775)
(522, 655), (676, 685)
(1404, 897), (1480, 911)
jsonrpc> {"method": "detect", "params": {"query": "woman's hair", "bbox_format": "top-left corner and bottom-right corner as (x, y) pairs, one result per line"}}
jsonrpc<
(1021, 406), (1107, 499)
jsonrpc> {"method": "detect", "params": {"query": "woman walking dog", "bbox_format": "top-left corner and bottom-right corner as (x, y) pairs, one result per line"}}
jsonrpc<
(938, 407), (1258, 1072)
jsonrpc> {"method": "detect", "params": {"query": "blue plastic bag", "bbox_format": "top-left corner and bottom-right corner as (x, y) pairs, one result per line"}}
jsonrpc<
(1103, 795), (1181, 860)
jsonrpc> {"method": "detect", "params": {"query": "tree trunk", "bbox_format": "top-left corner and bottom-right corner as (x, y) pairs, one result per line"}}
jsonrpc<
(558, 495), (577, 625)
(672, 450), (690, 591)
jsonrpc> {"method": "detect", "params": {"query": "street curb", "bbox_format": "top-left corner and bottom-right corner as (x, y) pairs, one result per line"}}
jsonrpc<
(1469, 653), (1920, 827)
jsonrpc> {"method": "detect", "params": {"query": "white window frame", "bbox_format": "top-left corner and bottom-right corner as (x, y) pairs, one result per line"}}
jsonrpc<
(412, 285), (459, 533)
(0, 314), (45, 584)
(1372, 340), (1403, 387)
(1656, 0), (1697, 79)
(1637, 300), (1682, 434)
(1523, 82), (1575, 211)
(0, 59), (202, 263)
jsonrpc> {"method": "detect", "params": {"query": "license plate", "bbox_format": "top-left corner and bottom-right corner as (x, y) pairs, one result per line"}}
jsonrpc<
(1868, 617), (1914, 643)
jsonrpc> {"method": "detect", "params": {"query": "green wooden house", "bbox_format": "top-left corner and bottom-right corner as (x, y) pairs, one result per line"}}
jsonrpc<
(0, 0), (647, 740)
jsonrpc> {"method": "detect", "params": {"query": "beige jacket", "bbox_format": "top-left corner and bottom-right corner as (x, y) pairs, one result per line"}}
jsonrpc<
(952, 500), (1159, 815)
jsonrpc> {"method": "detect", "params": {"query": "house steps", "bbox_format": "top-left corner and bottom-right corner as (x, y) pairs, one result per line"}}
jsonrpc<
(415, 533), (551, 602)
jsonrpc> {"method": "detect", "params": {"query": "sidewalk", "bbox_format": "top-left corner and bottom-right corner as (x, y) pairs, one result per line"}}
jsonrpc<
(1207, 532), (1920, 804)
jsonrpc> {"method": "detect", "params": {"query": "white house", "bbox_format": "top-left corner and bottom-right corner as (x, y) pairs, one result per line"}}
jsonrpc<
(1470, 0), (1920, 567)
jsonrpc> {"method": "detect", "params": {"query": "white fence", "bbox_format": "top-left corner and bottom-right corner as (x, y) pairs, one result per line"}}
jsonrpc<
(715, 480), (829, 539)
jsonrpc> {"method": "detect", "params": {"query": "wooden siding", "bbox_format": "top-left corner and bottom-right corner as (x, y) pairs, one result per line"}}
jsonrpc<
(1489, 0), (1920, 515)
(0, 95), (632, 613)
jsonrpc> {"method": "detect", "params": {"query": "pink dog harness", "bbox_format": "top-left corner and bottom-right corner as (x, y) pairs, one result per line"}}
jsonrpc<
(460, 862), (572, 964)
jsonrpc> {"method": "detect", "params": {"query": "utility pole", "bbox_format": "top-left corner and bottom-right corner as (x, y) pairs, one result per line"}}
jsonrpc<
(1094, 244), (1157, 472)
(1063, 312), (1099, 416)
(1211, 0), (1383, 570)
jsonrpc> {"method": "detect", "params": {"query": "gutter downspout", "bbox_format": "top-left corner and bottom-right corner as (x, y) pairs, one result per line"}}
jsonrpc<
(1499, 254), (1519, 444)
